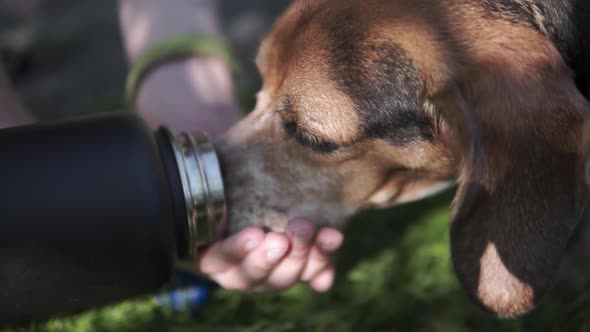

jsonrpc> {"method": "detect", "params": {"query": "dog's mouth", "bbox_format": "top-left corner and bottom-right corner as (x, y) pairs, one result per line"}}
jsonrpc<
(221, 154), (361, 232)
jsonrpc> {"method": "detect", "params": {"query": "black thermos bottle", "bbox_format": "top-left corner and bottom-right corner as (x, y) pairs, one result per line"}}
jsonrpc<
(0, 111), (227, 324)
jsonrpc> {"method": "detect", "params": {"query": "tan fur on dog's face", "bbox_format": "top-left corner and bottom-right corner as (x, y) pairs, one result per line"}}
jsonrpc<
(217, 0), (590, 319)
(218, 0), (457, 232)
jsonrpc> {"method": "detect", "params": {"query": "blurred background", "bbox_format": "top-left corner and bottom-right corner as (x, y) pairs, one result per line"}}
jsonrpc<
(1, 1), (590, 331)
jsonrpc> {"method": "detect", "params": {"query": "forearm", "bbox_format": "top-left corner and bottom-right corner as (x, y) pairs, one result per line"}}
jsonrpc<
(118, 0), (242, 136)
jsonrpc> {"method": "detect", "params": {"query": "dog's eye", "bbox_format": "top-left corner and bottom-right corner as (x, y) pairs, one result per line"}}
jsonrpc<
(282, 121), (341, 154)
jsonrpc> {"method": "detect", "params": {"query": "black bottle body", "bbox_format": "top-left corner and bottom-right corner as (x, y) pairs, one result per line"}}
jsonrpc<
(0, 112), (188, 323)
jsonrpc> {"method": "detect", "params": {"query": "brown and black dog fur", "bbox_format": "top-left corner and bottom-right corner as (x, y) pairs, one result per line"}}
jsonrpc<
(216, 0), (590, 318)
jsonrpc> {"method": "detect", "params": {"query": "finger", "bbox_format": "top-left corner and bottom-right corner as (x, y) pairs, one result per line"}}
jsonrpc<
(315, 228), (345, 254)
(239, 232), (290, 285)
(309, 268), (335, 293)
(260, 219), (316, 291)
(214, 232), (289, 291)
(196, 227), (265, 275)
(301, 228), (344, 281)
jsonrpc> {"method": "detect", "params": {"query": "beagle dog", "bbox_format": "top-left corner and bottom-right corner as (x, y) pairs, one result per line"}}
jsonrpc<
(217, 0), (590, 319)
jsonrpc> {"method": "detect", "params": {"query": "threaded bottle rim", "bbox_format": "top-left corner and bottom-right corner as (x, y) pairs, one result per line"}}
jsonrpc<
(163, 129), (227, 260)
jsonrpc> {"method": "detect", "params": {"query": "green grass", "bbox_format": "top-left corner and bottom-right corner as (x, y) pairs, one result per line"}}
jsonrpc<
(5, 190), (590, 332)
(3, 70), (590, 331)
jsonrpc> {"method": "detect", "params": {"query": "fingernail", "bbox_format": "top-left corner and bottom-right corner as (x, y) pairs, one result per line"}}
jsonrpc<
(244, 240), (258, 253)
(266, 247), (287, 263)
(287, 220), (315, 243)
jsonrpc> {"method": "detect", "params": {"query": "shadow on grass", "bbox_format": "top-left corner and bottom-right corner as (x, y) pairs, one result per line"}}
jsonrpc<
(7, 188), (590, 332)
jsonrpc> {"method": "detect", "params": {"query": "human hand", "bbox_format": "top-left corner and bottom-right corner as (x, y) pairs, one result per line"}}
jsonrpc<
(118, 0), (345, 294)
(197, 219), (344, 292)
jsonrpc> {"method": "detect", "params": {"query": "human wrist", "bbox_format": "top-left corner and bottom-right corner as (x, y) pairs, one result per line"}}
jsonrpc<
(135, 57), (241, 136)
(118, 0), (242, 136)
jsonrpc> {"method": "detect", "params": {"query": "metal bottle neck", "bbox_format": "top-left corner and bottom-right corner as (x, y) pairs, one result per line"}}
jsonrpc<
(163, 129), (227, 260)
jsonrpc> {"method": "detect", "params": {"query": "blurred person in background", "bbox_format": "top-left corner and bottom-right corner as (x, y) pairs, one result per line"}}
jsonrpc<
(0, 0), (344, 310)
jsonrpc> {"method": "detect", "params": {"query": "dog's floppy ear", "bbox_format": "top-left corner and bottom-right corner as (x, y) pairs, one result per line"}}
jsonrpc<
(445, 40), (590, 318)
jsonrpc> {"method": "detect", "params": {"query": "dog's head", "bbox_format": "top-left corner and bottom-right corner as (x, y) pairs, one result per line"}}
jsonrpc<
(217, 0), (590, 318)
